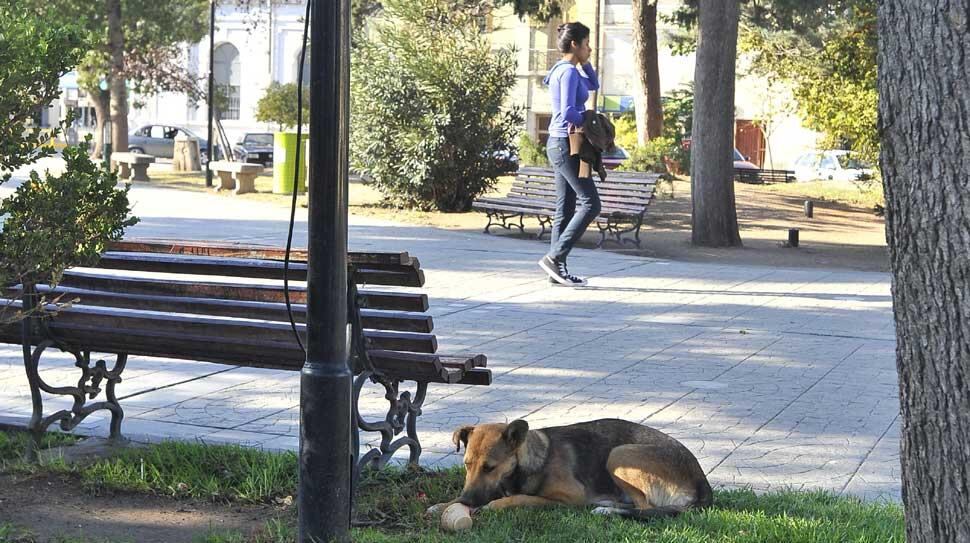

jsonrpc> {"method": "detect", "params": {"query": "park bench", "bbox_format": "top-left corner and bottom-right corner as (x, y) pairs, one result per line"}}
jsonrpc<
(209, 160), (264, 194)
(111, 152), (156, 182)
(734, 167), (796, 184)
(473, 166), (662, 248)
(1, 239), (491, 470)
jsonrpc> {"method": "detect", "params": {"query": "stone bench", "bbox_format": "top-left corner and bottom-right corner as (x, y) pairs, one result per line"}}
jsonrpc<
(111, 152), (155, 182)
(210, 160), (264, 194)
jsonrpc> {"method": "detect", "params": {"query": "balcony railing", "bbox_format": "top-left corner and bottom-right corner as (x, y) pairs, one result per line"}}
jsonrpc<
(528, 49), (561, 73)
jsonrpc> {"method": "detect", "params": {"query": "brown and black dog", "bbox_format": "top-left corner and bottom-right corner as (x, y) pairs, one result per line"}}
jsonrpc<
(429, 418), (712, 520)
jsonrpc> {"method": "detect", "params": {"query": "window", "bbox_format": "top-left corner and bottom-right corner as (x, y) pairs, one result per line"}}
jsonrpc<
(536, 114), (552, 146)
(213, 43), (241, 120)
(149, 126), (166, 139)
(820, 156), (838, 170)
(294, 51), (311, 86)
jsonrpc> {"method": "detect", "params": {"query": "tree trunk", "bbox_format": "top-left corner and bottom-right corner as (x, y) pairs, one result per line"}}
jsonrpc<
(632, 0), (663, 144)
(89, 88), (110, 159)
(107, 0), (129, 155)
(878, 2), (970, 542)
(690, 0), (741, 247)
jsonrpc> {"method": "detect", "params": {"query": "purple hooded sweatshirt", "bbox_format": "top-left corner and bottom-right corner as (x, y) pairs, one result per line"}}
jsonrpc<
(544, 60), (601, 138)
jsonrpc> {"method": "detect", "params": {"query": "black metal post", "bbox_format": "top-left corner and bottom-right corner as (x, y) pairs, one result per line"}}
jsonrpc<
(205, 0), (216, 187)
(299, 0), (353, 541)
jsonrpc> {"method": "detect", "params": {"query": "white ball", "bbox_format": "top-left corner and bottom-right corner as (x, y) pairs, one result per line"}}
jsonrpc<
(440, 502), (473, 532)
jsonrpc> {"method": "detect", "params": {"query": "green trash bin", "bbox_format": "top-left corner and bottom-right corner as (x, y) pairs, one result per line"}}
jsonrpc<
(272, 132), (309, 194)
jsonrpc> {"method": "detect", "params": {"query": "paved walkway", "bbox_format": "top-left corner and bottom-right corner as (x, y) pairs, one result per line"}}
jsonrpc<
(0, 169), (901, 501)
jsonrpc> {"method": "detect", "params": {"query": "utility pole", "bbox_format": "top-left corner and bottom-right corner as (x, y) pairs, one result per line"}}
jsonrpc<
(206, 0), (216, 187)
(299, 0), (353, 541)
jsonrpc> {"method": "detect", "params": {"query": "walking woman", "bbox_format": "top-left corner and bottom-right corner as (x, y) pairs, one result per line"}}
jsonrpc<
(538, 22), (602, 287)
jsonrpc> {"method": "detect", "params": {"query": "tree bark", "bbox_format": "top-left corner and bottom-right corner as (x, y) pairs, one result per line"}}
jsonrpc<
(878, 2), (970, 542)
(690, 0), (741, 247)
(89, 88), (110, 159)
(107, 0), (129, 155)
(632, 0), (663, 144)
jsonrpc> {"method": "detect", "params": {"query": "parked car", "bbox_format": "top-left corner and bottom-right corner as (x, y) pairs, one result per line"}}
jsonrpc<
(734, 148), (759, 170)
(234, 133), (274, 165)
(793, 150), (875, 182)
(128, 125), (214, 163)
(684, 137), (759, 170)
(602, 146), (629, 170)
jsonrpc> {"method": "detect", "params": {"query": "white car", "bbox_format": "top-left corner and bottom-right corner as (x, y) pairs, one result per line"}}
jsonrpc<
(793, 150), (875, 182)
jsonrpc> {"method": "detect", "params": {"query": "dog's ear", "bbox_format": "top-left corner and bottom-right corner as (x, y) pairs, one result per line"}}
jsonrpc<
(503, 420), (529, 449)
(452, 425), (475, 452)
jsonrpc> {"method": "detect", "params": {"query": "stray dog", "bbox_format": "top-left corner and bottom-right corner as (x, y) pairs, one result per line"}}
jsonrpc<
(428, 418), (712, 520)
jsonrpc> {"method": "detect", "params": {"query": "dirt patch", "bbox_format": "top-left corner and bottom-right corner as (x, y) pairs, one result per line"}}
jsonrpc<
(0, 472), (289, 542)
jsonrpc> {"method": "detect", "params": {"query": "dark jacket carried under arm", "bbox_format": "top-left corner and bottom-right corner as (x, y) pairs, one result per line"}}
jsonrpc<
(572, 111), (616, 182)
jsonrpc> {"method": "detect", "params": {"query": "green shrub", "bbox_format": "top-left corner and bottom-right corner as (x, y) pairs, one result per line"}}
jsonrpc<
(613, 111), (638, 152)
(254, 82), (311, 131)
(0, 140), (138, 323)
(517, 133), (549, 167)
(0, 4), (86, 184)
(350, 0), (523, 211)
(618, 137), (675, 173)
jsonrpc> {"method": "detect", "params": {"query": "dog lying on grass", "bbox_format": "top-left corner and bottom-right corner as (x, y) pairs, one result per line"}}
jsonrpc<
(428, 418), (712, 520)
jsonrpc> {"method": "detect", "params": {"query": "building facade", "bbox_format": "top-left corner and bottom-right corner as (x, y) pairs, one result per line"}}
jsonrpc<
(54, 0), (819, 168)
(492, 0), (821, 168)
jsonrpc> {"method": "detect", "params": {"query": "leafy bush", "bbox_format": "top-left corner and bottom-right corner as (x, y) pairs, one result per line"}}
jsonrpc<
(254, 82), (311, 131)
(613, 112), (638, 152)
(350, 0), (523, 211)
(0, 4), (85, 184)
(1, 141), (138, 322)
(518, 133), (549, 167)
(618, 137), (675, 174)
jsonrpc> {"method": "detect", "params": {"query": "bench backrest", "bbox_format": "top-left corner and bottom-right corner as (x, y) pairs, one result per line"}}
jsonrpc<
(513, 167), (660, 212)
(3, 240), (489, 385)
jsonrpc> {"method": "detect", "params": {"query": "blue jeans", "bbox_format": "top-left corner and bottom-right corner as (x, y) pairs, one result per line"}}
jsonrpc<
(545, 137), (601, 262)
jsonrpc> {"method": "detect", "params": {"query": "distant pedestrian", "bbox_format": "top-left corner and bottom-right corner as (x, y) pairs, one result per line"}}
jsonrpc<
(537, 21), (602, 287)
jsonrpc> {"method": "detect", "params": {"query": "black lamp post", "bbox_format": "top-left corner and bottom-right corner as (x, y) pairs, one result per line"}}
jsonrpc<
(299, 0), (353, 541)
(205, 0), (216, 187)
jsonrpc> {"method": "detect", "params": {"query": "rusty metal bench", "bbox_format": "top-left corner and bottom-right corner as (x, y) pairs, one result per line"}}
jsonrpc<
(2, 239), (490, 469)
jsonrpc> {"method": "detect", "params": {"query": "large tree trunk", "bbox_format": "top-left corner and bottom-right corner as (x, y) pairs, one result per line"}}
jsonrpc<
(689, 0), (741, 247)
(89, 88), (110, 159)
(878, 2), (970, 542)
(632, 0), (663, 144)
(107, 0), (129, 155)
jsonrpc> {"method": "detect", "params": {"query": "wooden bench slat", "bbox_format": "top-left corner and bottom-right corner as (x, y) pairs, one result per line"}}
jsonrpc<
(59, 271), (429, 312)
(97, 252), (425, 288)
(477, 196), (648, 215)
(457, 369), (492, 386)
(108, 240), (415, 267)
(512, 182), (657, 198)
(508, 188), (652, 208)
(25, 285), (435, 332)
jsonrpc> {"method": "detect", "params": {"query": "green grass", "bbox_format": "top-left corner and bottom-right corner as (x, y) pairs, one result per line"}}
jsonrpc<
(1, 434), (904, 543)
(761, 179), (885, 210)
(80, 440), (298, 503)
(0, 429), (79, 471)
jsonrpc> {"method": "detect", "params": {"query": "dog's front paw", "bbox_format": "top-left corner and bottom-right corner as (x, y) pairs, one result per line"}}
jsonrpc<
(591, 506), (624, 516)
(426, 502), (451, 516)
